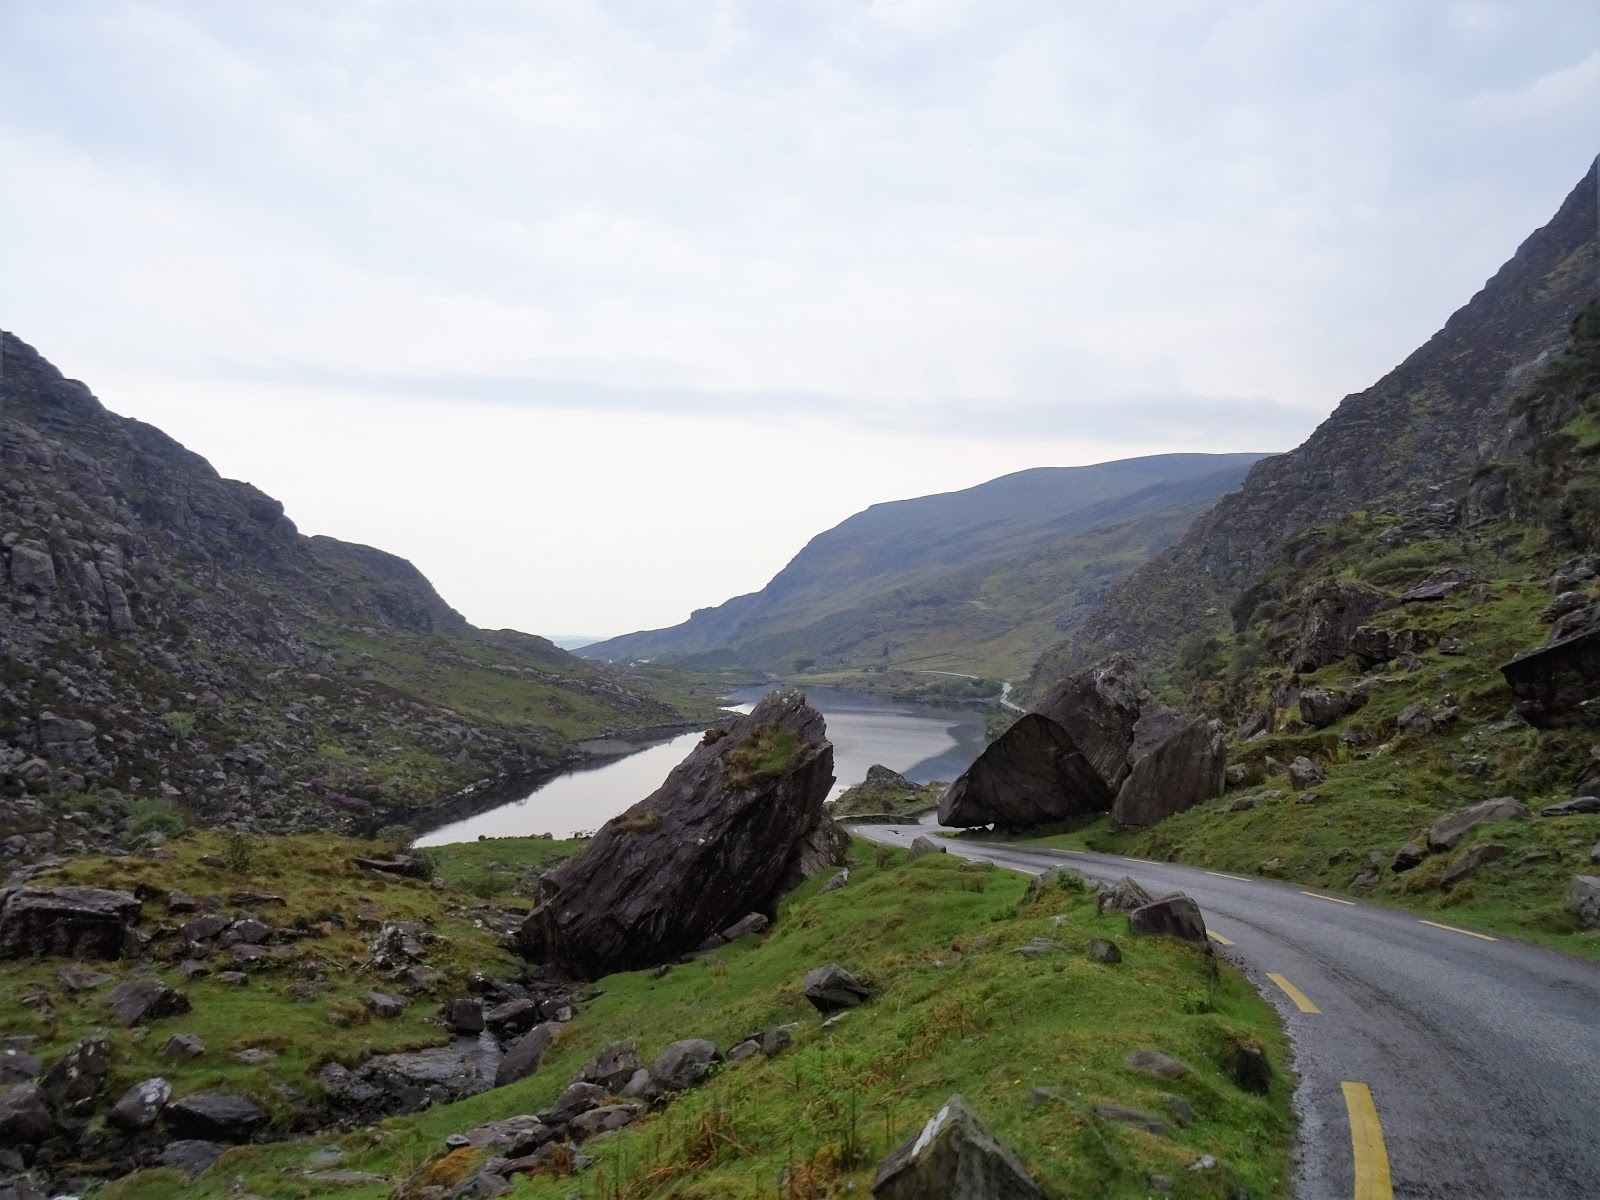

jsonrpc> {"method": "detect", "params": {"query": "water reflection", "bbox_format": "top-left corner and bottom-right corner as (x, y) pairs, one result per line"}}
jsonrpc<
(416, 684), (986, 844)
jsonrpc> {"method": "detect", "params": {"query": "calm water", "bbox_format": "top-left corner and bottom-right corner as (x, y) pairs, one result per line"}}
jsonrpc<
(415, 684), (986, 845)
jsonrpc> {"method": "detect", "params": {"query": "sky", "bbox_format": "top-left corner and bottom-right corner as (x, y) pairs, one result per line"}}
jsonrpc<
(1, 2), (1596, 639)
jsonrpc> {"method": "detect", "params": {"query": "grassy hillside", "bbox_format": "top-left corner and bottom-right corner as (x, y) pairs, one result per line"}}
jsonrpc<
(583, 456), (1267, 679)
(5, 829), (1295, 1199)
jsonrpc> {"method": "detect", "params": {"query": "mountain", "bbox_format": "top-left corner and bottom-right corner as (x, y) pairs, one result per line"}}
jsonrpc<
(581, 453), (1271, 678)
(1030, 158), (1600, 693)
(0, 332), (713, 859)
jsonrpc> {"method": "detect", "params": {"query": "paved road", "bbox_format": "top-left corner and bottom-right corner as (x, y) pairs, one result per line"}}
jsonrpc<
(852, 821), (1600, 1200)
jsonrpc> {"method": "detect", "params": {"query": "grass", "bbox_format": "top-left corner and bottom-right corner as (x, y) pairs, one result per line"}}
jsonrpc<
(71, 838), (1293, 1199)
(724, 725), (804, 789)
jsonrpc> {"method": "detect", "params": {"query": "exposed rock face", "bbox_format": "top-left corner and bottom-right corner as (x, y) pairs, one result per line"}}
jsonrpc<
(1502, 608), (1600, 727)
(1351, 625), (1439, 666)
(871, 1094), (1044, 1200)
(0, 887), (141, 960)
(38, 1037), (112, 1116)
(163, 1092), (268, 1142)
(1291, 581), (1395, 673)
(514, 691), (842, 977)
(942, 656), (1222, 830)
(1035, 163), (1599, 679)
(0, 330), (696, 859)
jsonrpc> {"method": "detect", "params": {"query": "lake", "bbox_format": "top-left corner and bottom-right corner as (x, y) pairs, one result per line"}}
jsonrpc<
(414, 684), (987, 845)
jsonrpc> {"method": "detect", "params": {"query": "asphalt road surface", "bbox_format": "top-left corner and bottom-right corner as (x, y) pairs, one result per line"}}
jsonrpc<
(852, 820), (1600, 1200)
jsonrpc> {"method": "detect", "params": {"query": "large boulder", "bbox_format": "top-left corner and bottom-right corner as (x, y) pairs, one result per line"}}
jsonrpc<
(514, 691), (840, 977)
(1502, 609), (1600, 727)
(1426, 799), (1529, 852)
(0, 887), (141, 960)
(1110, 719), (1226, 828)
(942, 656), (1216, 830)
(495, 1023), (560, 1088)
(649, 1039), (720, 1092)
(871, 1094), (1044, 1199)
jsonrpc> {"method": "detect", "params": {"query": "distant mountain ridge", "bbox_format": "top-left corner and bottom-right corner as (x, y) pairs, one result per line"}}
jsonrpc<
(582, 453), (1272, 677)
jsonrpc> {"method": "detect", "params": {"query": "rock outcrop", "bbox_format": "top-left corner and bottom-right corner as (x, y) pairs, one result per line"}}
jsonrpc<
(514, 691), (843, 977)
(0, 887), (141, 960)
(940, 657), (1223, 830)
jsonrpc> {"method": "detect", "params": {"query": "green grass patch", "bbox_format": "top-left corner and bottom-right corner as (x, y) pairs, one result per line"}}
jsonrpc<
(89, 840), (1294, 1199)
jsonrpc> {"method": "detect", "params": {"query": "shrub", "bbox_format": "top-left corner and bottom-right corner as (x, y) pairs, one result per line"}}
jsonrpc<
(222, 832), (258, 874)
(128, 797), (188, 838)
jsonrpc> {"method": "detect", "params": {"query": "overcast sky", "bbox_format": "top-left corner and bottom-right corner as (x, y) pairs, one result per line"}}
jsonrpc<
(2, 2), (1596, 638)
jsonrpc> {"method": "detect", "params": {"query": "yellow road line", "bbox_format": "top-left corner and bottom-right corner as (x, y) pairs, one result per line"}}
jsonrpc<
(1206, 930), (1235, 946)
(1207, 870), (1252, 881)
(1302, 890), (1357, 906)
(1342, 1082), (1394, 1200)
(1267, 972), (1321, 1013)
(1418, 919), (1498, 942)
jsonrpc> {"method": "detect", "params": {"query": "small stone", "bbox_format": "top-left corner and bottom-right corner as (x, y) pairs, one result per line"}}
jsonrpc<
(1392, 843), (1426, 873)
(802, 963), (871, 1012)
(366, 990), (406, 1018)
(1124, 1049), (1191, 1080)
(1094, 1102), (1172, 1138)
(1086, 938), (1122, 964)
(106, 979), (191, 1027)
(1161, 1095), (1196, 1126)
(161, 1033), (207, 1060)
(109, 1077), (171, 1130)
(727, 1039), (760, 1061)
(214, 970), (250, 986)
(649, 1038), (720, 1092)
(1226, 1042), (1272, 1094)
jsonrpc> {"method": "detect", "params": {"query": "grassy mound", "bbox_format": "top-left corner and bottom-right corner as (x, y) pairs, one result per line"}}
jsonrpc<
(80, 839), (1292, 1199)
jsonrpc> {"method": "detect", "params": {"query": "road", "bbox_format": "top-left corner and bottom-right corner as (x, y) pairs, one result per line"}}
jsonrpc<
(852, 821), (1600, 1200)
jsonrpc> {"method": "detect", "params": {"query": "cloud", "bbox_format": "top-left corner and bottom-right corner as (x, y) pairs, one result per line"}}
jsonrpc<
(0, 0), (1595, 632)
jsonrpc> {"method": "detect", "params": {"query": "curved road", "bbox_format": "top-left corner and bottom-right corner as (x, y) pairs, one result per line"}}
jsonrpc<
(853, 821), (1600, 1199)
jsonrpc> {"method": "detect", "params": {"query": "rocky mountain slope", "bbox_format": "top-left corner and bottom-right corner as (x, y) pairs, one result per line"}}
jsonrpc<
(0, 332), (714, 862)
(583, 453), (1269, 678)
(1031, 160), (1599, 693)
(1007, 162), (1600, 949)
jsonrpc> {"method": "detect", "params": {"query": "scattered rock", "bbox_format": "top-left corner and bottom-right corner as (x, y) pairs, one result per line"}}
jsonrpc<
(803, 963), (871, 1012)
(495, 1023), (559, 1088)
(1128, 896), (1210, 949)
(38, 1037), (111, 1115)
(1540, 796), (1600, 817)
(1094, 1103), (1172, 1138)
(442, 998), (485, 1034)
(905, 836), (947, 862)
(106, 978), (191, 1027)
(1543, 591), (1592, 623)
(1287, 757), (1324, 789)
(1440, 843), (1510, 888)
(1512, 850), (1552, 869)
(1392, 843), (1426, 873)
(538, 1081), (608, 1127)
(351, 854), (432, 878)
(1400, 573), (1470, 603)
(1012, 938), (1063, 960)
(818, 869), (849, 894)
(649, 1039), (720, 1092)
(0, 1047), (40, 1085)
(366, 991), (406, 1019)
(1095, 876), (1155, 914)
(721, 912), (770, 941)
(108, 1077), (171, 1131)
(571, 1040), (642, 1092)
(163, 1092), (270, 1142)
(569, 1104), (637, 1141)
(1298, 689), (1353, 728)
(161, 1033), (206, 1060)
(0, 1083), (54, 1144)
(514, 691), (843, 977)
(55, 965), (113, 992)
(1569, 876), (1600, 929)
(871, 1093), (1044, 1200)
(1086, 938), (1122, 965)
(1226, 1042), (1272, 1094)
(1124, 1050), (1191, 1080)
(1502, 610), (1600, 727)
(159, 1139), (227, 1175)
(1350, 867), (1382, 890)
(0, 887), (141, 960)
(1427, 799), (1530, 851)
